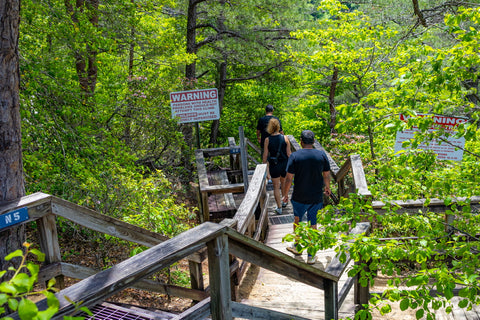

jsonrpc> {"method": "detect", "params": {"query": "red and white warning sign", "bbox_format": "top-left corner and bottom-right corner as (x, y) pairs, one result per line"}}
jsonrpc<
(394, 114), (467, 161)
(170, 89), (220, 124)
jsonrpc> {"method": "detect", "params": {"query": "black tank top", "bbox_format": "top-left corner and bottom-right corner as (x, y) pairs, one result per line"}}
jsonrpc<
(268, 134), (288, 161)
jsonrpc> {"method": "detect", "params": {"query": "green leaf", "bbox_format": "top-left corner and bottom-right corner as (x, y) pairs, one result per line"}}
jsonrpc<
(380, 304), (392, 315)
(78, 306), (93, 316)
(459, 287), (469, 297)
(458, 299), (469, 308)
(400, 298), (409, 311)
(11, 273), (33, 292)
(18, 298), (38, 320)
(0, 282), (17, 294)
(416, 308), (424, 319)
(8, 298), (19, 311)
(29, 249), (46, 262)
(444, 287), (454, 300)
(46, 278), (56, 289)
(5, 250), (23, 261)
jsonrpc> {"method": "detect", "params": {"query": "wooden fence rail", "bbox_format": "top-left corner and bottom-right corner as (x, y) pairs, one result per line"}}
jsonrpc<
(1, 162), (271, 317)
(8, 220), (371, 320)
(286, 135), (372, 203)
(2, 157), (373, 320)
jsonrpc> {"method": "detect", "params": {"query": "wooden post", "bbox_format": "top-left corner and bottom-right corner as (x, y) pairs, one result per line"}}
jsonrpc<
(207, 234), (232, 320)
(229, 255), (239, 302)
(350, 154), (371, 198)
(202, 192), (209, 223)
(37, 213), (64, 289)
(354, 259), (370, 314)
(239, 127), (249, 191)
(228, 137), (240, 180)
(188, 260), (204, 295)
(324, 279), (338, 320)
(445, 212), (454, 233)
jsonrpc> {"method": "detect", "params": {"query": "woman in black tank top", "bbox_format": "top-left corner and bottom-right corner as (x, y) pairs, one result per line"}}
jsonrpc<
(262, 118), (291, 214)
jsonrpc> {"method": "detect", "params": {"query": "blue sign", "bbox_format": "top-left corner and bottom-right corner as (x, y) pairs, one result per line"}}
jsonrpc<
(230, 147), (241, 154)
(0, 207), (29, 231)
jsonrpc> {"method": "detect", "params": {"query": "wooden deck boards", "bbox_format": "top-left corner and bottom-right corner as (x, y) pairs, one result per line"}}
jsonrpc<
(239, 183), (355, 319)
(207, 170), (237, 220)
(239, 185), (480, 320)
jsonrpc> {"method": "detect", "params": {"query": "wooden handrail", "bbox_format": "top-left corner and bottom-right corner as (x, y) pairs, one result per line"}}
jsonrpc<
(4, 138), (480, 320)
(0, 192), (169, 246)
(285, 135), (372, 203)
(350, 154), (371, 198)
(10, 221), (370, 320)
(232, 164), (267, 235)
(9, 223), (226, 320)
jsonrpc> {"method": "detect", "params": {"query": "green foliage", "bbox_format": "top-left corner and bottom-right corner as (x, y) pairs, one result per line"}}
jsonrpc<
(119, 170), (196, 237)
(285, 193), (480, 319)
(15, 0), (480, 317)
(0, 244), (91, 320)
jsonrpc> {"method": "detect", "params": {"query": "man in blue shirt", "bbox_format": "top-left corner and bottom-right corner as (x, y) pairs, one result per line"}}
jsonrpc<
(282, 130), (331, 264)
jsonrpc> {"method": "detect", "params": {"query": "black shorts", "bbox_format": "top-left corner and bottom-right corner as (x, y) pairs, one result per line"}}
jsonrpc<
(269, 159), (288, 179)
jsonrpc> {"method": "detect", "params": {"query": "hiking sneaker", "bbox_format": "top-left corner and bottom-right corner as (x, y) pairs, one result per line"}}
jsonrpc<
(287, 243), (301, 255)
(307, 255), (317, 265)
(274, 207), (282, 215)
(281, 201), (288, 208)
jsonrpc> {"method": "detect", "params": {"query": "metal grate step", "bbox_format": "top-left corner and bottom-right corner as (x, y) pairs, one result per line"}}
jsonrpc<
(77, 302), (175, 320)
(268, 214), (294, 225)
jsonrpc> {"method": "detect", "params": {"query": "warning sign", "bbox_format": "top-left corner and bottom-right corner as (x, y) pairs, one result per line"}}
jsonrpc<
(394, 114), (467, 161)
(170, 89), (220, 124)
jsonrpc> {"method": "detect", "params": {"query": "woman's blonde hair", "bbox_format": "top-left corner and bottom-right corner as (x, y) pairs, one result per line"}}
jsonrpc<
(267, 118), (280, 135)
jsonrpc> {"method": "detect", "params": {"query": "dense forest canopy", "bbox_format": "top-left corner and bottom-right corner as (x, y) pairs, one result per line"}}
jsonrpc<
(2, 0), (479, 318)
(18, 0), (480, 202)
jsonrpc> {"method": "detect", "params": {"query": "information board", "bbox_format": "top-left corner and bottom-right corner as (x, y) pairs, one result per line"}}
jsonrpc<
(170, 89), (220, 124)
(394, 114), (467, 161)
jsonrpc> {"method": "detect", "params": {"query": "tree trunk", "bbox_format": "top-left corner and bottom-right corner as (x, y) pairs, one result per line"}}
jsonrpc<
(0, 0), (26, 272)
(178, 0), (199, 171)
(65, 0), (99, 99)
(328, 66), (339, 133)
(123, 25), (136, 145)
(185, 0), (198, 82)
(210, 61), (227, 146)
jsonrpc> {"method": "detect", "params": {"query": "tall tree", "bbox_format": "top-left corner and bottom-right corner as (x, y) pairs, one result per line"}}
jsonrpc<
(0, 0), (25, 270)
(182, 0), (314, 146)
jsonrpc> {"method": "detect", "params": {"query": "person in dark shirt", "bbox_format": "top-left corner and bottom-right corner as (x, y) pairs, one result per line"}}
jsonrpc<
(263, 118), (291, 215)
(282, 130), (331, 264)
(256, 104), (283, 152)
(257, 104), (283, 181)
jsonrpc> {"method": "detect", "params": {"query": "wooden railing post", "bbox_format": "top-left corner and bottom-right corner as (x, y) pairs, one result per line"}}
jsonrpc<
(228, 137), (240, 175)
(324, 279), (338, 320)
(37, 212), (64, 289)
(207, 234), (232, 320)
(354, 258), (370, 314)
(188, 259), (204, 295)
(201, 192), (209, 223)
